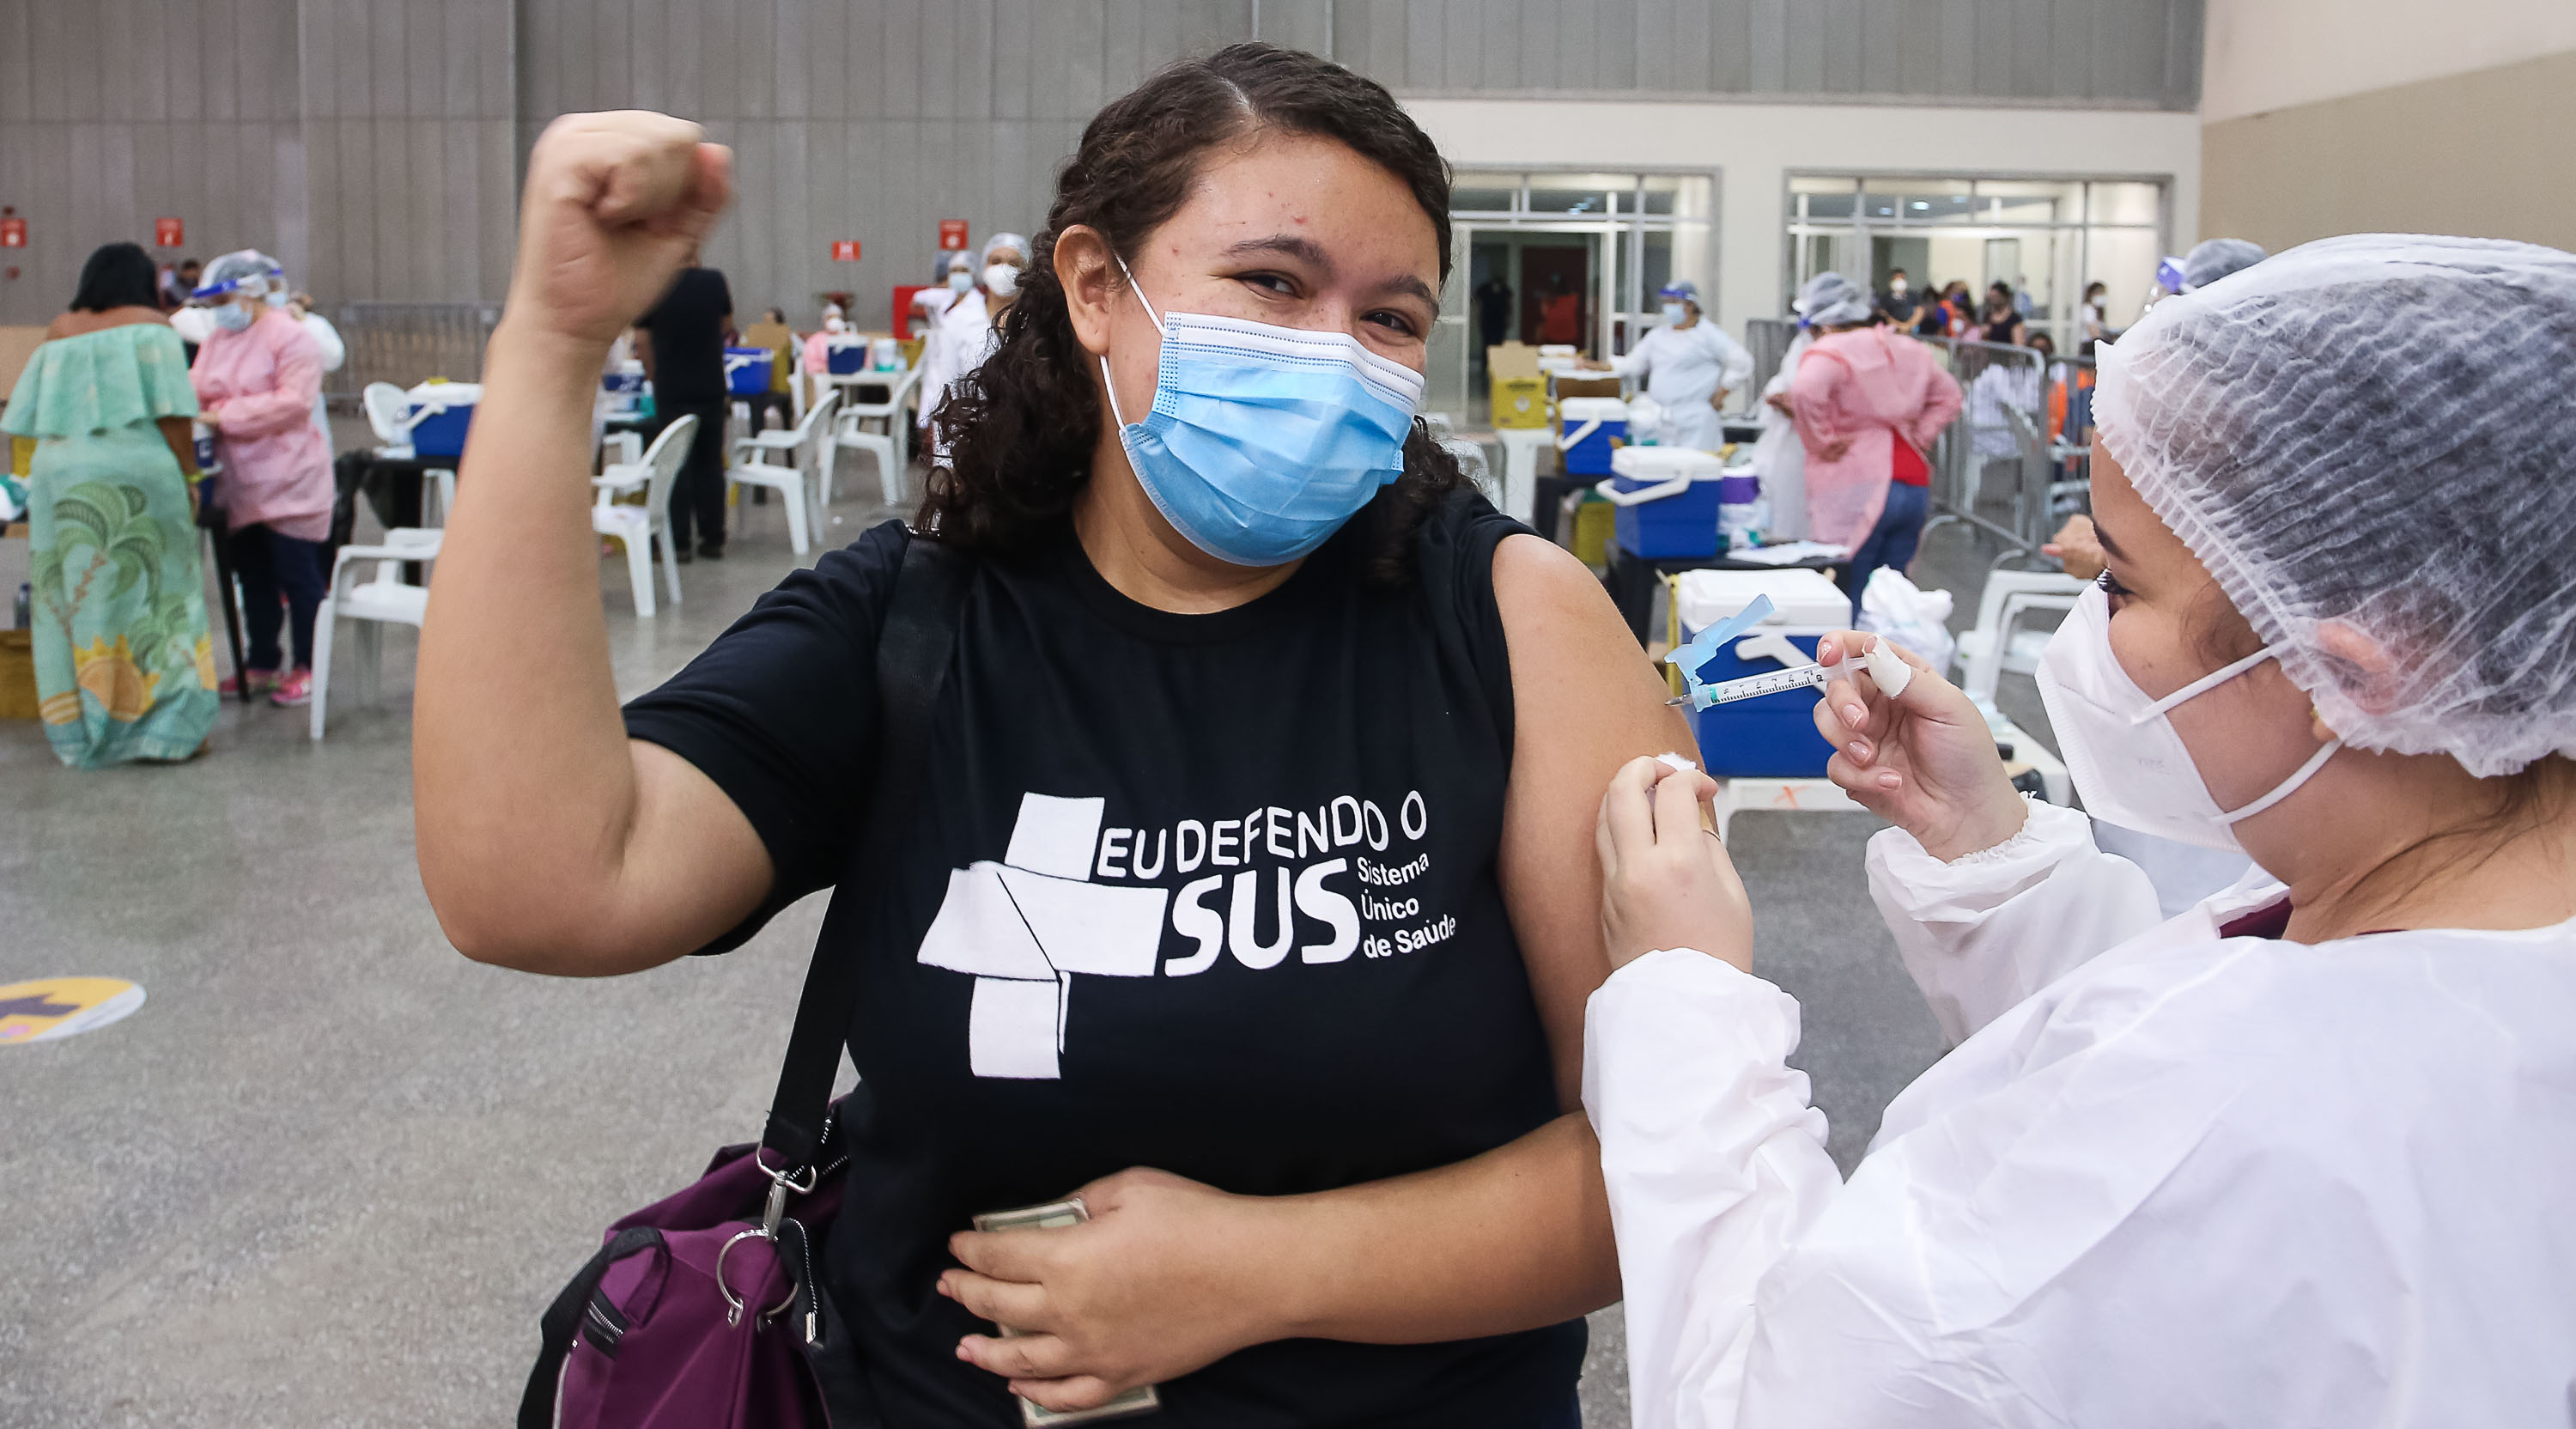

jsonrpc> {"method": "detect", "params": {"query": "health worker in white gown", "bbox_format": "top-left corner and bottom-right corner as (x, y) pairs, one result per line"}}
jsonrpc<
(1583, 234), (2576, 1429)
(1582, 282), (1750, 452)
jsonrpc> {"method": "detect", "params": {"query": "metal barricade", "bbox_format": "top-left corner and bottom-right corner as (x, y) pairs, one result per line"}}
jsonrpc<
(1917, 336), (2074, 566)
(329, 301), (503, 404)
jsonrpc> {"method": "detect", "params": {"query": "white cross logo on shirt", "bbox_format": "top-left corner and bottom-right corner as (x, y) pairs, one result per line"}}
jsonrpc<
(914, 793), (1173, 1079)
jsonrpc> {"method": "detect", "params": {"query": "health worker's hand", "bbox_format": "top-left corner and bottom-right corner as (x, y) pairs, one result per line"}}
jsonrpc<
(940, 1169), (1285, 1415)
(1595, 756), (1752, 973)
(1812, 632), (2027, 860)
(1708, 386), (1731, 411)
(2042, 514), (2105, 581)
(506, 112), (732, 349)
(1819, 436), (1852, 461)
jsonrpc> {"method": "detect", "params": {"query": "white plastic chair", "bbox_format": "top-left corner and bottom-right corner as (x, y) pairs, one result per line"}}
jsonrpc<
(593, 413), (695, 617)
(1953, 569), (2087, 708)
(726, 392), (837, 555)
(362, 380), (455, 526)
(309, 526), (441, 741)
(826, 363), (922, 508)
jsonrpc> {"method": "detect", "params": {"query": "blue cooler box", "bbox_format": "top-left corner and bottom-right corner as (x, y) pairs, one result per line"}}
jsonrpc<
(1674, 569), (1852, 776)
(1606, 447), (1726, 558)
(724, 347), (773, 397)
(404, 382), (482, 462)
(1556, 396), (1630, 477)
(825, 338), (867, 375)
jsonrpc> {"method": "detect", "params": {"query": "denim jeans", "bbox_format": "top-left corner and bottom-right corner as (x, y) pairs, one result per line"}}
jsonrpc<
(1841, 478), (1930, 622)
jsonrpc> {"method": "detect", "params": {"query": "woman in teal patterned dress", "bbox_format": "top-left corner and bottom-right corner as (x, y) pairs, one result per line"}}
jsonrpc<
(2, 242), (218, 766)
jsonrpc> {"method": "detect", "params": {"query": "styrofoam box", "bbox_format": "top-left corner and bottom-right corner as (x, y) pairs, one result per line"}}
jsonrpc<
(1675, 568), (1850, 633)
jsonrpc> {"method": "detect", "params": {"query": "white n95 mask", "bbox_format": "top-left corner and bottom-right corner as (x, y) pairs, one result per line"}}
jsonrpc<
(983, 263), (1021, 298)
(2035, 584), (2342, 852)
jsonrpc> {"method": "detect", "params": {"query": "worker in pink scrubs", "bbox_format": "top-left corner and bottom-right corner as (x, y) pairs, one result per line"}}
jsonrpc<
(190, 250), (334, 708)
(1788, 271), (1961, 620)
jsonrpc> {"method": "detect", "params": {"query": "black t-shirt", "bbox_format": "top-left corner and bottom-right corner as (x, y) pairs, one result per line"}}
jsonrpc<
(623, 493), (1583, 1426)
(635, 266), (732, 404)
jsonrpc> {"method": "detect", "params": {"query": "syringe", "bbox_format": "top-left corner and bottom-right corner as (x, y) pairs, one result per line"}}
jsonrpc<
(1666, 663), (1831, 708)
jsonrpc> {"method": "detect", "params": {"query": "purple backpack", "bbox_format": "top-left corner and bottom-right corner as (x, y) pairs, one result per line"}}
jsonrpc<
(518, 534), (968, 1429)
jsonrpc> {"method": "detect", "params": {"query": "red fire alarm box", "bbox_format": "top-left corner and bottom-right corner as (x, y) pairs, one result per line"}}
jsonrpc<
(0, 219), (26, 249)
(155, 216), (185, 247)
(938, 219), (969, 251)
(830, 239), (860, 262)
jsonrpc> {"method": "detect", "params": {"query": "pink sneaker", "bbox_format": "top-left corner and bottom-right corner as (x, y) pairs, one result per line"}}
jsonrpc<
(270, 667), (314, 708)
(221, 666), (279, 696)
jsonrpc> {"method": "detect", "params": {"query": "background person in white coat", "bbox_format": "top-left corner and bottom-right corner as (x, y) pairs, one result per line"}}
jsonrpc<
(1578, 281), (1749, 451)
(917, 230), (1027, 448)
(1583, 234), (2576, 1429)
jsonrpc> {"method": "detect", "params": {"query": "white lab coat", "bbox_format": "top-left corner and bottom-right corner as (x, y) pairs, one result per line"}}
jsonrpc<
(915, 288), (987, 434)
(298, 310), (345, 448)
(1609, 319), (1754, 452)
(1746, 330), (1812, 542)
(1586, 798), (2576, 1429)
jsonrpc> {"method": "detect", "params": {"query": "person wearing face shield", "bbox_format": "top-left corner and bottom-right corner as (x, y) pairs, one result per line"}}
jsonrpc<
(917, 230), (1029, 446)
(800, 301), (849, 375)
(187, 249), (334, 707)
(2144, 236), (2267, 316)
(1583, 234), (2576, 1428)
(1574, 282), (1750, 452)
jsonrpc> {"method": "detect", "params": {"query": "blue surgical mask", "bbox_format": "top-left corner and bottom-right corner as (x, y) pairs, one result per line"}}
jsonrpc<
(1660, 302), (1686, 325)
(264, 289), (290, 307)
(213, 302), (257, 331)
(1100, 258), (1424, 567)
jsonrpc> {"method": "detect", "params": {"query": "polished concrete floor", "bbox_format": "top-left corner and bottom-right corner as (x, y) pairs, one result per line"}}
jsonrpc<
(0, 460), (2050, 1427)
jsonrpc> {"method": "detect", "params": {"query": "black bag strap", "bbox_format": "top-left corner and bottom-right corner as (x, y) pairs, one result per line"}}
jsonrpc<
(759, 530), (970, 1173)
(517, 1225), (666, 1429)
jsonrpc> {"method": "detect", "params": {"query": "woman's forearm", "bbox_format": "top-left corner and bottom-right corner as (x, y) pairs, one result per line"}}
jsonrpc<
(1267, 1111), (1619, 1343)
(413, 322), (641, 960)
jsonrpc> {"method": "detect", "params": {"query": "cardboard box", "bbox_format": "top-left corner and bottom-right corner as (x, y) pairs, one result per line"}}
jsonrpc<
(1486, 342), (1540, 380)
(0, 629), (35, 721)
(1490, 376), (1546, 429)
(1552, 374), (1623, 403)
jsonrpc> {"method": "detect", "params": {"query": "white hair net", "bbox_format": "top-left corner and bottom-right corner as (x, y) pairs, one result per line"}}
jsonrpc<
(194, 248), (283, 301)
(980, 231), (1030, 266)
(1795, 271), (1872, 327)
(2097, 233), (2576, 777)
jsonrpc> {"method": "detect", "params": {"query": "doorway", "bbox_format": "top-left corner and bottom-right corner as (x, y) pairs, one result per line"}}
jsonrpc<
(1519, 246), (1590, 345)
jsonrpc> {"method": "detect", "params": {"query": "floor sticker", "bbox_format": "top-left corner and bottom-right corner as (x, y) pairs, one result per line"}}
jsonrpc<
(0, 977), (146, 1044)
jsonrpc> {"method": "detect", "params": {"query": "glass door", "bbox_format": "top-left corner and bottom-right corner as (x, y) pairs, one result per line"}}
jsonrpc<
(1443, 171), (1716, 429)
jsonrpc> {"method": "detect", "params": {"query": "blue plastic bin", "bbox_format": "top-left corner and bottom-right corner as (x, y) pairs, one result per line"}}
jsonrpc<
(1557, 397), (1630, 477)
(1690, 635), (1842, 776)
(1606, 447), (1726, 559)
(1676, 569), (1850, 776)
(724, 347), (773, 397)
(405, 384), (482, 461)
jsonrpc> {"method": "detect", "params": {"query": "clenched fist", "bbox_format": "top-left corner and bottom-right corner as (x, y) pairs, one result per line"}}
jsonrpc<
(505, 111), (732, 347)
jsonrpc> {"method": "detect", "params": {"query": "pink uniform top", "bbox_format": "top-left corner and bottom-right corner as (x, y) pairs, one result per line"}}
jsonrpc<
(803, 329), (833, 374)
(1789, 327), (1963, 553)
(190, 308), (334, 541)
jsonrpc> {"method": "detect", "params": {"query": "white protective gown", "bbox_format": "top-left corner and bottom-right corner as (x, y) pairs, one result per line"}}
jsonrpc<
(1747, 330), (1812, 542)
(1609, 319), (1754, 452)
(915, 288), (988, 435)
(1585, 798), (2576, 1429)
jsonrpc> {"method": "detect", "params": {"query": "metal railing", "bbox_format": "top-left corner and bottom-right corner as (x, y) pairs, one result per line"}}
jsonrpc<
(1917, 336), (2095, 565)
(328, 301), (503, 404)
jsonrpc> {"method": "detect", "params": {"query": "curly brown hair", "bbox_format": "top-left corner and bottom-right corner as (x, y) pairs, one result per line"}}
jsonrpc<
(920, 42), (1467, 586)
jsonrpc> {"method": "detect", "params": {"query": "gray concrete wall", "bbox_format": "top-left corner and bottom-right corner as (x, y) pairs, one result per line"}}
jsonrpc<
(0, 0), (2202, 327)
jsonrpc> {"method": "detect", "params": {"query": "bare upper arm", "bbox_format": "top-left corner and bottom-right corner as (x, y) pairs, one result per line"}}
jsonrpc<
(1492, 533), (1699, 1109)
(440, 739), (775, 977)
